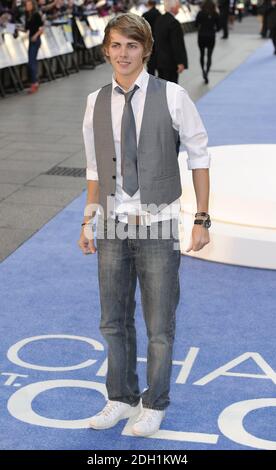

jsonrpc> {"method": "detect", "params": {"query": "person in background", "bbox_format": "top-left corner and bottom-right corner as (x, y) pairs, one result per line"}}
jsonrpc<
(25, 0), (44, 94)
(0, 0), (12, 23)
(260, 0), (272, 38)
(229, 0), (236, 27)
(195, 0), (220, 84)
(236, 1), (244, 23)
(142, 0), (161, 75)
(218, 0), (230, 39)
(268, 0), (276, 54)
(154, 0), (188, 83)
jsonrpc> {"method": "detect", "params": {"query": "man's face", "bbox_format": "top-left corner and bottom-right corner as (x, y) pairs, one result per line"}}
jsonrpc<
(171, 1), (180, 15)
(105, 30), (145, 80)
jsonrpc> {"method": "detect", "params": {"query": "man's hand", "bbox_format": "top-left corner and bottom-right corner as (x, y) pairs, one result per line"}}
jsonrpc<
(78, 227), (97, 255)
(186, 225), (210, 252)
(177, 64), (185, 74)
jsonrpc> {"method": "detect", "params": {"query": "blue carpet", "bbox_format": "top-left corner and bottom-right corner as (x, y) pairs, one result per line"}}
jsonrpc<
(0, 43), (276, 450)
(198, 42), (276, 145)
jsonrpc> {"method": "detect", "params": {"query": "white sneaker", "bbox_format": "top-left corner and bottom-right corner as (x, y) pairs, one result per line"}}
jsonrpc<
(89, 400), (141, 430)
(132, 408), (165, 437)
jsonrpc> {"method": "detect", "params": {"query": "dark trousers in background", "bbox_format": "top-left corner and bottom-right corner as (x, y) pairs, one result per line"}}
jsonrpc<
(28, 37), (41, 84)
(270, 28), (276, 53)
(261, 13), (269, 38)
(147, 49), (157, 76)
(157, 68), (178, 84)
(219, 10), (229, 38)
(198, 35), (215, 75)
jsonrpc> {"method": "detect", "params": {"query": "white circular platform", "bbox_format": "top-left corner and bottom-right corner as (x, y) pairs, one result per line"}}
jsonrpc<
(179, 144), (276, 270)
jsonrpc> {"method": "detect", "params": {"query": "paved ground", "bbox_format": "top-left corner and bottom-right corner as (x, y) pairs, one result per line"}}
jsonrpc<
(0, 15), (267, 262)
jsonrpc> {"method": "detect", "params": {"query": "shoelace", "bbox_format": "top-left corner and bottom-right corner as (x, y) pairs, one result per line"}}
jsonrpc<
(99, 401), (121, 417)
(135, 409), (159, 424)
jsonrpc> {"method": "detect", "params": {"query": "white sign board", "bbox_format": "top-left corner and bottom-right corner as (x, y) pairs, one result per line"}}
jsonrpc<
(76, 19), (97, 49)
(51, 26), (73, 55)
(0, 35), (12, 68)
(87, 16), (102, 46)
(37, 27), (61, 59)
(4, 33), (28, 66)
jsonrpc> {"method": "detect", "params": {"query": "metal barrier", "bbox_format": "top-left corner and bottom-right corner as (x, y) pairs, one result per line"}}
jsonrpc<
(0, 7), (197, 97)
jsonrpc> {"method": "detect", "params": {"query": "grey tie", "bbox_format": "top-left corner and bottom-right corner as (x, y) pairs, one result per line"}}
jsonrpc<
(115, 84), (139, 196)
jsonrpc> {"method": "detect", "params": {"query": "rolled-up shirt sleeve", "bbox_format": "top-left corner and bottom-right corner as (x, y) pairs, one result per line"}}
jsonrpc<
(82, 92), (99, 181)
(168, 83), (211, 170)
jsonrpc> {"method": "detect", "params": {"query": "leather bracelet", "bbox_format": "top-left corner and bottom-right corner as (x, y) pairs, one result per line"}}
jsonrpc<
(195, 212), (209, 217)
(194, 216), (211, 229)
(81, 222), (95, 227)
(194, 219), (205, 225)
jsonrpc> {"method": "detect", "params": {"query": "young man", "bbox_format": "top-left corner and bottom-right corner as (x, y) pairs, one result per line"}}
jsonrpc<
(78, 13), (211, 437)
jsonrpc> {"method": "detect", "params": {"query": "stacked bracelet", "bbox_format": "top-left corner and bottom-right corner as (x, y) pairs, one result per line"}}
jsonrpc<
(195, 212), (209, 218)
(81, 222), (96, 229)
(194, 212), (211, 229)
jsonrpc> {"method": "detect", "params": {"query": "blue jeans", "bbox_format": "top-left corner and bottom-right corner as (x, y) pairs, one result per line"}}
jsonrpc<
(28, 37), (41, 84)
(96, 219), (181, 410)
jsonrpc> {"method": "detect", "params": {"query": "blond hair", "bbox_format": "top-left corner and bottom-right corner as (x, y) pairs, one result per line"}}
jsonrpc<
(102, 13), (153, 64)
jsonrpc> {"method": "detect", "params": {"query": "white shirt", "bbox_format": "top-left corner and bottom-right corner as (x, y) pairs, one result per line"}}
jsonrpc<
(83, 68), (210, 223)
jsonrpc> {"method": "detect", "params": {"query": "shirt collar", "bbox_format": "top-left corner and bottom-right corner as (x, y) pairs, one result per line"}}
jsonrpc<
(112, 67), (149, 95)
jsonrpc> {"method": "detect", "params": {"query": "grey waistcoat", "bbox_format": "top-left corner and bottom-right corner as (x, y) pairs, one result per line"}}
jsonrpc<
(93, 74), (182, 219)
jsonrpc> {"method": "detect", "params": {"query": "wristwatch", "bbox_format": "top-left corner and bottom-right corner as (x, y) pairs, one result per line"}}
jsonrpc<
(194, 212), (211, 229)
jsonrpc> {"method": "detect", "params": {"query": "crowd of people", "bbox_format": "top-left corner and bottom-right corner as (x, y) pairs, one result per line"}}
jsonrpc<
(0, 0), (129, 94)
(0, 0), (128, 23)
(1, 0), (275, 27)
(142, 0), (276, 86)
(1, 0), (276, 94)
